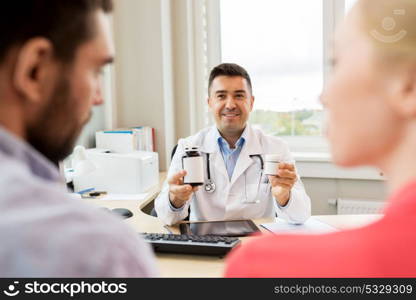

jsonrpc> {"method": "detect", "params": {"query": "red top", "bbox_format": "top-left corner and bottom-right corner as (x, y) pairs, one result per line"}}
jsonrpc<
(225, 181), (416, 277)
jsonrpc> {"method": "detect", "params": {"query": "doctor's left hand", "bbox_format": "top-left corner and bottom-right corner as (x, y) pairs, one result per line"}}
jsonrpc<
(268, 163), (297, 207)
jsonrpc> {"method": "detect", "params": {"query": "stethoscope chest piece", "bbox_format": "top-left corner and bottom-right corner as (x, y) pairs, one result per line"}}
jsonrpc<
(204, 179), (216, 193)
(203, 153), (264, 194)
(204, 153), (216, 193)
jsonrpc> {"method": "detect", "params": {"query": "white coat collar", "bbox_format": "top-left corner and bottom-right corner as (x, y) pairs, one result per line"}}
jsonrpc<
(229, 125), (263, 184)
(200, 124), (264, 185)
(200, 124), (263, 155)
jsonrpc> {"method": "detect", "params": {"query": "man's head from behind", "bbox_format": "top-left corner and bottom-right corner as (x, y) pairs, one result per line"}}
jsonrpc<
(208, 63), (254, 137)
(0, 0), (114, 165)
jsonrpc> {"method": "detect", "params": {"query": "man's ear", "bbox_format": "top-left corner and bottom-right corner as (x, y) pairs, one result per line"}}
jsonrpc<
(249, 96), (255, 111)
(13, 38), (55, 103)
(207, 97), (213, 109)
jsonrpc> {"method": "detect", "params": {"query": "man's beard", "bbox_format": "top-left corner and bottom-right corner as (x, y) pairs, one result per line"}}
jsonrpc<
(26, 76), (90, 166)
(218, 109), (245, 135)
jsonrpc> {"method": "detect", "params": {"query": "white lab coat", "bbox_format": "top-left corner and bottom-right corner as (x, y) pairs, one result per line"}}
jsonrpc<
(155, 125), (311, 225)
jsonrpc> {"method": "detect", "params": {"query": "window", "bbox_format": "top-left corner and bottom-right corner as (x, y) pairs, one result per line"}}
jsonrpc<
(216, 0), (351, 152)
(220, 0), (323, 142)
(345, 0), (358, 12)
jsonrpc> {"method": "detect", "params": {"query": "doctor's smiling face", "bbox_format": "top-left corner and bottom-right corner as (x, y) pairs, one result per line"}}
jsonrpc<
(208, 75), (254, 139)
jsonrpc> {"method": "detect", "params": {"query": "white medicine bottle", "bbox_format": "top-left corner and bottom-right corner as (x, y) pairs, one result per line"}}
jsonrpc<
(264, 154), (280, 176)
(182, 146), (204, 186)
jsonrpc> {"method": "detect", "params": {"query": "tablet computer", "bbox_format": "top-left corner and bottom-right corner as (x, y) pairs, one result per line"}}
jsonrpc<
(179, 220), (260, 237)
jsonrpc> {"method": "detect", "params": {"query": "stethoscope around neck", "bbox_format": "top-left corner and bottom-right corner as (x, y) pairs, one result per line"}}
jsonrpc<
(204, 153), (264, 193)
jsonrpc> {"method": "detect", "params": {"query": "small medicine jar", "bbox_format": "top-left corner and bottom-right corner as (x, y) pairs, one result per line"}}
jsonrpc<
(182, 146), (204, 186)
(264, 154), (280, 176)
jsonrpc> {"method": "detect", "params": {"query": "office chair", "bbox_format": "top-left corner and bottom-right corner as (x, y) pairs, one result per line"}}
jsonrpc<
(170, 144), (178, 160)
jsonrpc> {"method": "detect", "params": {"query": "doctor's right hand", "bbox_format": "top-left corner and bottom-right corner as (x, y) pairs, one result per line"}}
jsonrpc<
(168, 170), (199, 209)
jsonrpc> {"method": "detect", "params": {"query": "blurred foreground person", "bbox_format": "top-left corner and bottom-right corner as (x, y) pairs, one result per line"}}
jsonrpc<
(0, 0), (157, 277)
(226, 0), (416, 277)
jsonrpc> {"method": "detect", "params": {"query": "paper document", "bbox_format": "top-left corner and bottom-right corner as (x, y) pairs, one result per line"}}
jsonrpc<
(100, 193), (148, 201)
(261, 217), (337, 235)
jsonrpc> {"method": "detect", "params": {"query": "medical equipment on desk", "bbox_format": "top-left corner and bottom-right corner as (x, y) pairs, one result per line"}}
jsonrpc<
(204, 153), (267, 204)
(96, 126), (155, 153)
(96, 130), (137, 153)
(71, 148), (159, 194)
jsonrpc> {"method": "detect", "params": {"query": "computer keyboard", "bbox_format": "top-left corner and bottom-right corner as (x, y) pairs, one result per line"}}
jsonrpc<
(141, 233), (241, 256)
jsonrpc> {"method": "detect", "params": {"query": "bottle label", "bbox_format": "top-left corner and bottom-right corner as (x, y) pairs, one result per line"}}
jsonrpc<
(264, 161), (279, 175)
(183, 156), (204, 183)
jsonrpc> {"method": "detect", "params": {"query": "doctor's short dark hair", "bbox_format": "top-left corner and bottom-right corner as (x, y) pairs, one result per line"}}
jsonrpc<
(208, 63), (253, 95)
(0, 0), (113, 64)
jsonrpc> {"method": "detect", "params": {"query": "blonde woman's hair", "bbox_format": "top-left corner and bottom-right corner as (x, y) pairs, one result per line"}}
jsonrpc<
(355, 0), (416, 65)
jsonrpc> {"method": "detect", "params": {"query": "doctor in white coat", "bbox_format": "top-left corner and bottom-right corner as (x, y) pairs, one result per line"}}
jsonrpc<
(155, 63), (311, 225)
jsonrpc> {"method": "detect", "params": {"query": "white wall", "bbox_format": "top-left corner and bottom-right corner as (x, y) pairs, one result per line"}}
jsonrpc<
(111, 0), (214, 170)
(171, 0), (197, 140)
(112, 0), (175, 170)
(303, 178), (386, 215)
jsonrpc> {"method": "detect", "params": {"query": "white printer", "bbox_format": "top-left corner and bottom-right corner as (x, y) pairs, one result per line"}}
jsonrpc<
(72, 148), (159, 194)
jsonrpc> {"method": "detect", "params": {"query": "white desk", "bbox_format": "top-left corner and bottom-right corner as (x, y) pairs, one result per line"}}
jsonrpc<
(85, 175), (383, 277)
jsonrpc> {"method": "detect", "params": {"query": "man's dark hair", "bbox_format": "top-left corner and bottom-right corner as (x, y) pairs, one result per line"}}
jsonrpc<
(0, 0), (113, 64)
(208, 63), (252, 95)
